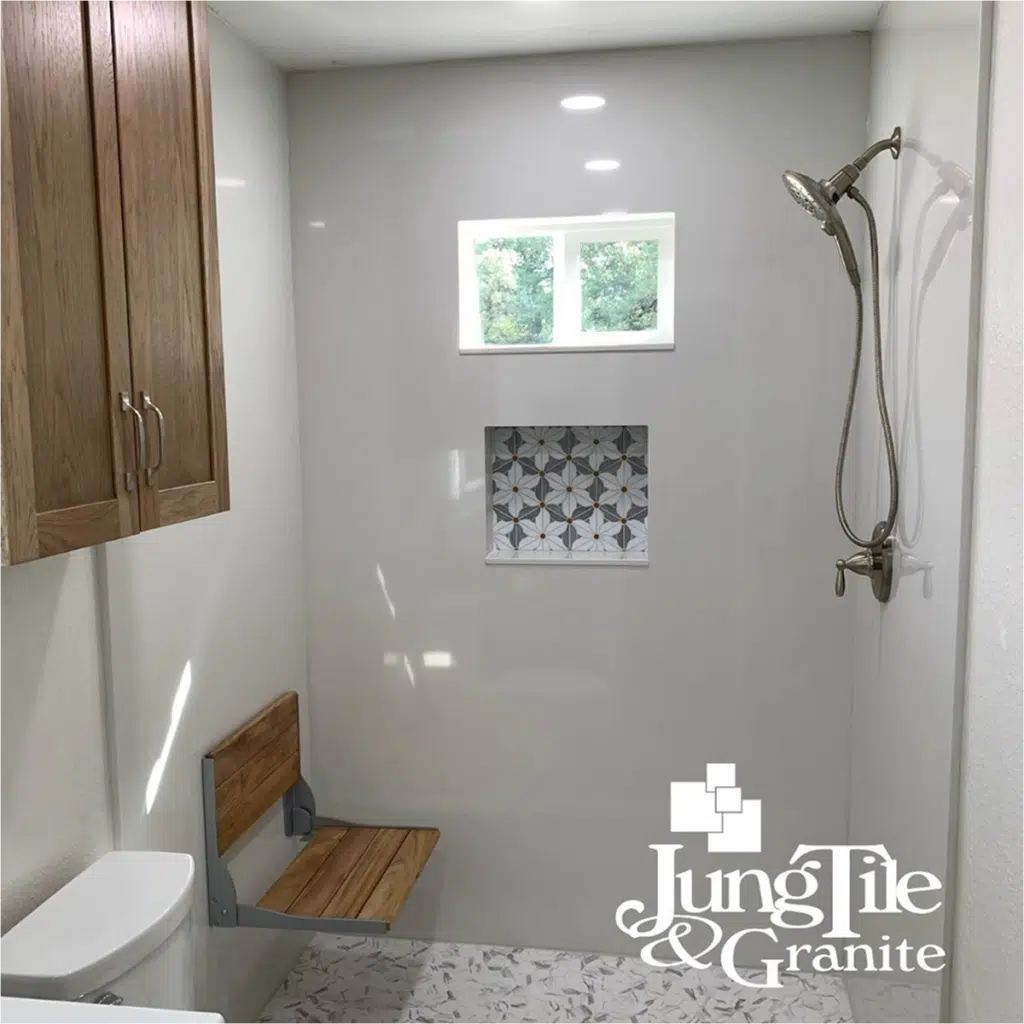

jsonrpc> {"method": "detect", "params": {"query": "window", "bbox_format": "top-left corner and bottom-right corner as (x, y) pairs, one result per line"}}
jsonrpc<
(458, 213), (674, 353)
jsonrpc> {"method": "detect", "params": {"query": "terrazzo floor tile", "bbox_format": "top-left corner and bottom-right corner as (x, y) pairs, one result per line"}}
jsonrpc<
(845, 977), (940, 1022)
(260, 936), (853, 1023)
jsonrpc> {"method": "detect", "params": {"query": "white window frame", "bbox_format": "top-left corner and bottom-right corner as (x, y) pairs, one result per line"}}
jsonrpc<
(458, 212), (675, 354)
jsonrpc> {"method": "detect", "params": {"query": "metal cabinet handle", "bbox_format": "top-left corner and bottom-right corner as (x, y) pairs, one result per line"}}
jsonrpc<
(142, 393), (165, 485)
(119, 392), (146, 493)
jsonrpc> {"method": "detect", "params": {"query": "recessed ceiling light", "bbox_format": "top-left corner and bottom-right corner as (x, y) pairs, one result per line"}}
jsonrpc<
(215, 177), (246, 188)
(560, 94), (605, 112)
(584, 159), (620, 172)
(309, 220), (326, 229)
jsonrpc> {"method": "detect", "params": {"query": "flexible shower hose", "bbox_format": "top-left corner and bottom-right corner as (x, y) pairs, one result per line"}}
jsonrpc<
(833, 186), (899, 550)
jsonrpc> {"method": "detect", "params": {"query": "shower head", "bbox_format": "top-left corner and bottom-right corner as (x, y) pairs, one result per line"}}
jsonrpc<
(780, 128), (901, 290)
(782, 171), (833, 225)
(782, 170), (861, 288)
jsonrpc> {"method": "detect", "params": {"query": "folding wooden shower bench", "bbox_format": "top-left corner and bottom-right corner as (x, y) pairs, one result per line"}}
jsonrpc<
(202, 692), (439, 934)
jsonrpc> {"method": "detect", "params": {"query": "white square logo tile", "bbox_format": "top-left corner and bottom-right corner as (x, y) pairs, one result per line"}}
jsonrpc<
(669, 763), (761, 852)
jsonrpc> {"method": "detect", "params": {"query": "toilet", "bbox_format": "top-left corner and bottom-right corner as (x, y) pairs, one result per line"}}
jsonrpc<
(1, 851), (196, 1010)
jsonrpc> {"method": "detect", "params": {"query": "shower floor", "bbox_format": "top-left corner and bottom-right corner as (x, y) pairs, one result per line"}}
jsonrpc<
(259, 935), (853, 1023)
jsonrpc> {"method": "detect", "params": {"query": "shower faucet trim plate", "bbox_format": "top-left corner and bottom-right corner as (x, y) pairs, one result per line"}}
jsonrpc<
(835, 521), (895, 603)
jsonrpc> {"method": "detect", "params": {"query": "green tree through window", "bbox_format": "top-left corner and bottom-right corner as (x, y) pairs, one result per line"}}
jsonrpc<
(581, 240), (658, 332)
(475, 237), (554, 345)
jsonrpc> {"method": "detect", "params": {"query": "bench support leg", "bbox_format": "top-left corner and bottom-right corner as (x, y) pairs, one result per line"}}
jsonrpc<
(237, 904), (389, 935)
(313, 815), (351, 829)
(202, 757), (239, 927)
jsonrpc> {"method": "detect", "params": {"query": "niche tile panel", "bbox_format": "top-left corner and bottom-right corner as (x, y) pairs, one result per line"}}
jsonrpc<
(488, 426), (648, 560)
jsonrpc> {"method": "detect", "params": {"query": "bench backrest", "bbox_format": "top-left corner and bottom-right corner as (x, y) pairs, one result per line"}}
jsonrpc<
(205, 691), (300, 855)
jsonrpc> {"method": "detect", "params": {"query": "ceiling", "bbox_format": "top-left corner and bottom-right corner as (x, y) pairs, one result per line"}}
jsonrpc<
(209, 1), (881, 71)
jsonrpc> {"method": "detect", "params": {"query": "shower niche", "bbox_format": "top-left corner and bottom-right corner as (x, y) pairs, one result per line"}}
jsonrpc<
(485, 426), (648, 565)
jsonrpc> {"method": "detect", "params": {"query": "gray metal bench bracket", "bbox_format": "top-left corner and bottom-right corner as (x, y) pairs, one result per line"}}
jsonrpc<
(282, 775), (316, 837)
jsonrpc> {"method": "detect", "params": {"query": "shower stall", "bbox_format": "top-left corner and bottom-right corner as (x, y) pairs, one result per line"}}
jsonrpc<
(273, 6), (990, 1018)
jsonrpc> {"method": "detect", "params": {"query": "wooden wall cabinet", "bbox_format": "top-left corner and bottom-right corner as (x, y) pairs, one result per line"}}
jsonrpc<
(1, 1), (228, 566)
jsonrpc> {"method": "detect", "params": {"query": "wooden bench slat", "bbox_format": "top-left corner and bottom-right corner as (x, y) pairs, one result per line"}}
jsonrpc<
(288, 828), (381, 917)
(216, 751), (300, 855)
(257, 828), (347, 913)
(321, 828), (409, 920)
(215, 723), (298, 816)
(358, 828), (440, 924)
(208, 691), (298, 787)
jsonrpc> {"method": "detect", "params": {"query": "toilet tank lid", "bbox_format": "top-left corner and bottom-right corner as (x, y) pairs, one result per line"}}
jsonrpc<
(0, 852), (194, 1001)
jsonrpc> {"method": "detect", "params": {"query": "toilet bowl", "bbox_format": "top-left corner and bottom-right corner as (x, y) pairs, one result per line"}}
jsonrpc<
(1, 851), (196, 1010)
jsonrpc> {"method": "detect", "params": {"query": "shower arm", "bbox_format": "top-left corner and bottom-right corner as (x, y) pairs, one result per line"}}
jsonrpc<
(824, 127), (903, 203)
(853, 128), (903, 170)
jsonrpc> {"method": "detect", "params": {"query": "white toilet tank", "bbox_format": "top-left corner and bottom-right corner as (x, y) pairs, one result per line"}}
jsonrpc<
(1, 852), (196, 1010)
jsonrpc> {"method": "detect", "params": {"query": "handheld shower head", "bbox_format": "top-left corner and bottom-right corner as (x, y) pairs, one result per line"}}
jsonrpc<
(782, 170), (831, 224)
(782, 170), (861, 288)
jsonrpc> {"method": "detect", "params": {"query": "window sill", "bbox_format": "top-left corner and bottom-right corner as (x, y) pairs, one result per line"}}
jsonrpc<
(485, 549), (649, 567)
(460, 340), (674, 355)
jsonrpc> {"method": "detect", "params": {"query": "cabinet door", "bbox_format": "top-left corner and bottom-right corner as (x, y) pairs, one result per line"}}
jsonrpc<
(1, 2), (139, 565)
(112, 0), (229, 531)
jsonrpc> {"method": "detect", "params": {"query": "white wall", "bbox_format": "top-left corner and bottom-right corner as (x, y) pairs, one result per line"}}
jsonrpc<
(99, 17), (309, 1021)
(952, 3), (1023, 1021)
(846, 2), (989, 1020)
(0, 550), (113, 932)
(287, 37), (868, 957)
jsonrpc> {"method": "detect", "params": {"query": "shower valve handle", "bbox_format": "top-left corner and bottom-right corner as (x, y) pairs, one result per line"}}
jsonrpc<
(834, 551), (876, 597)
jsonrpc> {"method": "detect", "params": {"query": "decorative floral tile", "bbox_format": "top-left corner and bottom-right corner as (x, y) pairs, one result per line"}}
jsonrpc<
(488, 426), (648, 557)
(259, 935), (854, 1023)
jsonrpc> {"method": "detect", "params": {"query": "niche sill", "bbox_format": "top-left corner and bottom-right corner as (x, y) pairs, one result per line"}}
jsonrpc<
(486, 550), (648, 568)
